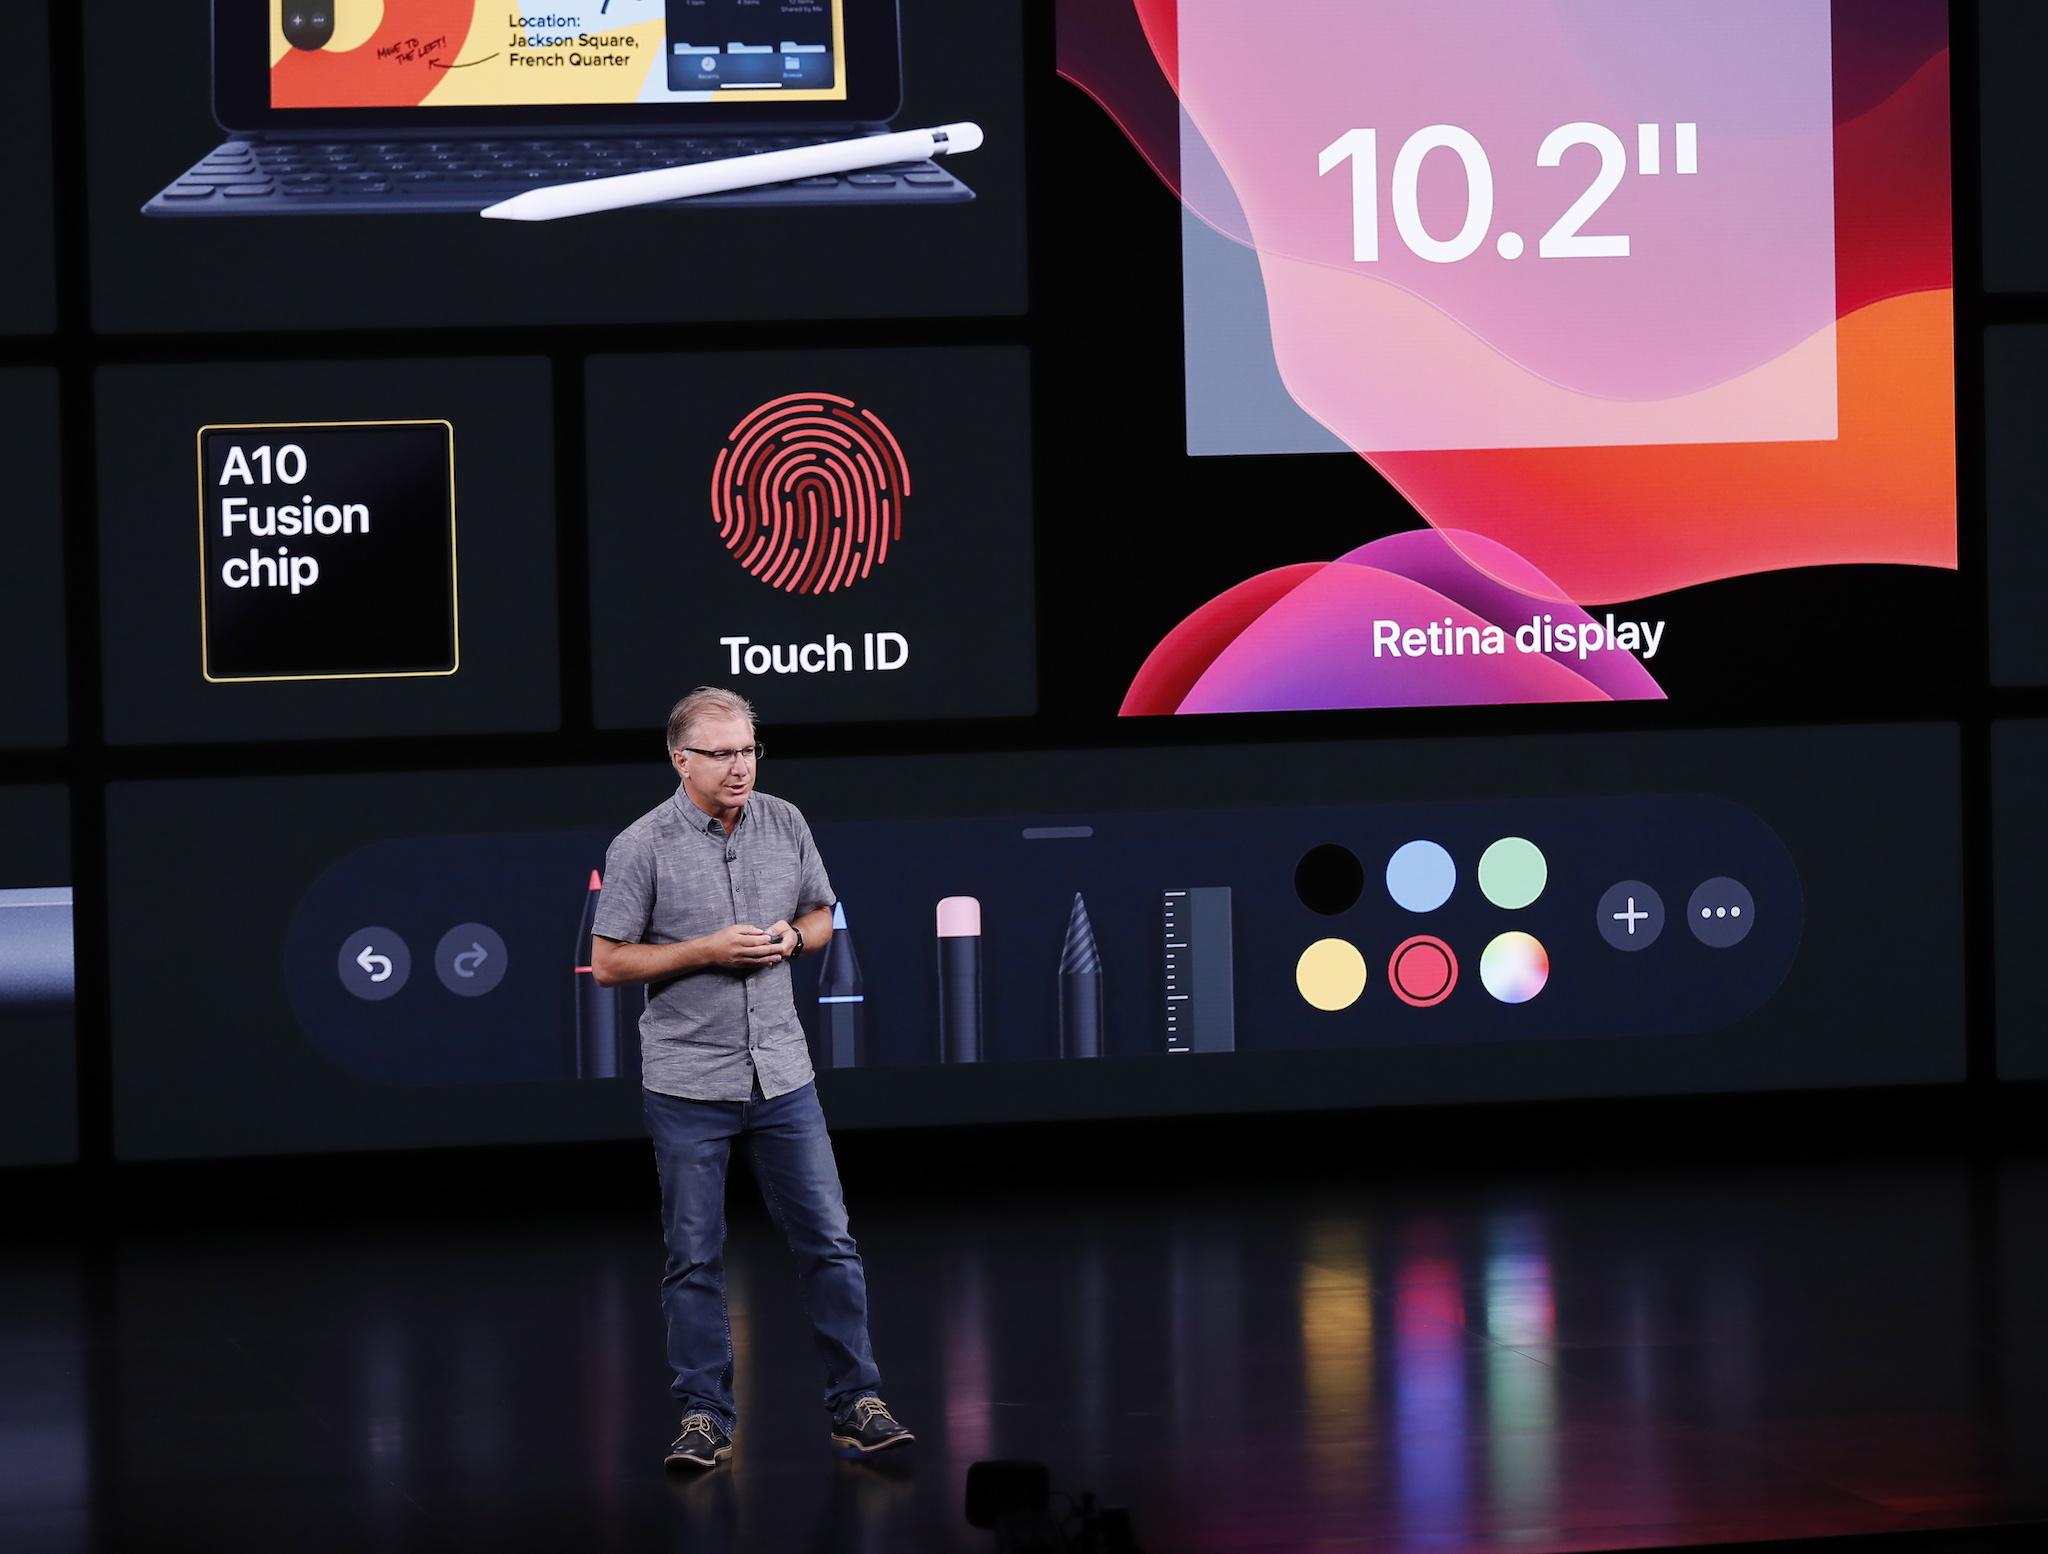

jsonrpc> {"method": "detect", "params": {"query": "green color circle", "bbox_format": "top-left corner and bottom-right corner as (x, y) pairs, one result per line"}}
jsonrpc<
(1478, 837), (1547, 909)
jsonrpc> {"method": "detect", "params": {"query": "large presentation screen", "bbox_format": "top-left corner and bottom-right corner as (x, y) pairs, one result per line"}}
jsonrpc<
(31, 0), (2017, 1168)
(1060, 0), (1956, 720)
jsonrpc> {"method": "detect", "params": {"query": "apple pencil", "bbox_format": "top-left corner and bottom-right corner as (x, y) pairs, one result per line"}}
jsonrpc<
(936, 895), (983, 1064)
(480, 121), (984, 221)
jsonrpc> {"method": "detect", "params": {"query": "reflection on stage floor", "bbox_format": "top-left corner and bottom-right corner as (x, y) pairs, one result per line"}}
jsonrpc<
(4, 1151), (2045, 1552)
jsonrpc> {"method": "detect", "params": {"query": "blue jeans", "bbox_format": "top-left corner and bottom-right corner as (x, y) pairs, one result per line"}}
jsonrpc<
(644, 1080), (882, 1436)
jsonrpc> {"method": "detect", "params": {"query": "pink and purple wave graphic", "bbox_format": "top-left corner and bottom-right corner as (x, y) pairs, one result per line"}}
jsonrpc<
(1066, 0), (1957, 716)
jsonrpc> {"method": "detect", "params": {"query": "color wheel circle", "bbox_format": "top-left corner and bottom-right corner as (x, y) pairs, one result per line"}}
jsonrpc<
(1479, 931), (1549, 1004)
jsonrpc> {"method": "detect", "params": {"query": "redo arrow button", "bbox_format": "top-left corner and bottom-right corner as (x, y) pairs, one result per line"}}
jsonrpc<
(435, 923), (508, 997)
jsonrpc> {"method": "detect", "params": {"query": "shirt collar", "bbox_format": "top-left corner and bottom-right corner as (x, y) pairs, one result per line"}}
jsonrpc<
(671, 786), (745, 837)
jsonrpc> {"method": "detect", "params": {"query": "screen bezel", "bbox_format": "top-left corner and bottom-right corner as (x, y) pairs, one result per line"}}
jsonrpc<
(212, 0), (905, 133)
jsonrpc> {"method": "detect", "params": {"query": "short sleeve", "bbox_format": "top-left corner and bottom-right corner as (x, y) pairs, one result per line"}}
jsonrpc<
(591, 826), (656, 943)
(790, 806), (836, 914)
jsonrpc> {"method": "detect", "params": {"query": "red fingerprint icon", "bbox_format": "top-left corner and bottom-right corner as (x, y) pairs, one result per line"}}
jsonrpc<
(710, 393), (912, 594)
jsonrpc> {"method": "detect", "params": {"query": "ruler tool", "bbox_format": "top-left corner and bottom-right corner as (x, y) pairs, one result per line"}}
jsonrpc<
(1162, 886), (1235, 1054)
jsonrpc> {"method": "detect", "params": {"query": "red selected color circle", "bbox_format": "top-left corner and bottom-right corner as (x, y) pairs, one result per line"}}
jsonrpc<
(1389, 935), (1458, 1008)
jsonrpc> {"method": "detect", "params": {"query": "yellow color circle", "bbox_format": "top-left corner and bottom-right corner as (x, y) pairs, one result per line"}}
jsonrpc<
(1296, 938), (1368, 1012)
(330, 1), (386, 54)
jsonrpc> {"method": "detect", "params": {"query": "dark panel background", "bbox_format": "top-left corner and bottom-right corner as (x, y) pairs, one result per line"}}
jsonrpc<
(1981, 0), (2048, 293)
(1, 0), (56, 333)
(586, 346), (1036, 729)
(1994, 720), (2047, 1080)
(1986, 328), (2048, 686)
(96, 359), (560, 744)
(0, 371), (67, 749)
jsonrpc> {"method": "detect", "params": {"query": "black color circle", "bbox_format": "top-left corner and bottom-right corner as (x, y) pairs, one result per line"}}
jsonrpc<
(1295, 844), (1365, 916)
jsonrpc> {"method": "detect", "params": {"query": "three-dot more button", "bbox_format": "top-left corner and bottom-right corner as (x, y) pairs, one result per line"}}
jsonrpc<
(1686, 878), (1755, 948)
(1597, 881), (1665, 951)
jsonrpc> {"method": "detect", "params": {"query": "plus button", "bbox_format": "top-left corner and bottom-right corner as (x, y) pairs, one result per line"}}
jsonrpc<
(1596, 880), (1665, 952)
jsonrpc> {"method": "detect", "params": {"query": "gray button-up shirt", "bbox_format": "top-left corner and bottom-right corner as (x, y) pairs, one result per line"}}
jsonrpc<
(593, 787), (836, 1102)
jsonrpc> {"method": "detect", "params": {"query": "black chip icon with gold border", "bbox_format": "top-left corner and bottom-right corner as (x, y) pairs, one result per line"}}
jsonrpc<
(197, 421), (458, 683)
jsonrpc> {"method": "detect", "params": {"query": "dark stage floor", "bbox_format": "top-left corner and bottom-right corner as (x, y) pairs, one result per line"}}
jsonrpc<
(5, 1139), (2047, 1553)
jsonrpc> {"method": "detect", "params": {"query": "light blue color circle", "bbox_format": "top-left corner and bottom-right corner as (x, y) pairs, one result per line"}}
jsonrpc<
(1386, 840), (1457, 913)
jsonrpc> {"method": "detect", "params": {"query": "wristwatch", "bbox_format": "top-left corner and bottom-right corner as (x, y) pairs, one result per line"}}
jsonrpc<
(789, 924), (806, 959)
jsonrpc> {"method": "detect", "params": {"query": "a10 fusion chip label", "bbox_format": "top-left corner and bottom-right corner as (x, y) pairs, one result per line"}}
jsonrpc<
(197, 420), (458, 683)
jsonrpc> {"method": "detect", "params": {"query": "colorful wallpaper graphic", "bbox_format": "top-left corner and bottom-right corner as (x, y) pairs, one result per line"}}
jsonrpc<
(1061, 0), (1957, 715)
(1123, 528), (1664, 715)
(1183, 0), (1841, 452)
(711, 393), (911, 595)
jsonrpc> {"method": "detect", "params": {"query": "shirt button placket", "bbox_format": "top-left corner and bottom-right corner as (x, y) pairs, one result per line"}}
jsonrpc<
(738, 828), (755, 1054)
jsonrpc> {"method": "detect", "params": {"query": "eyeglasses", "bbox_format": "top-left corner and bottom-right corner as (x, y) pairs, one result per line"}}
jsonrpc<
(682, 744), (764, 765)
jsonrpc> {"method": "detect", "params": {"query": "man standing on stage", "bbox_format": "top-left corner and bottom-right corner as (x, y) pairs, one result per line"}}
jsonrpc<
(590, 685), (913, 1470)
